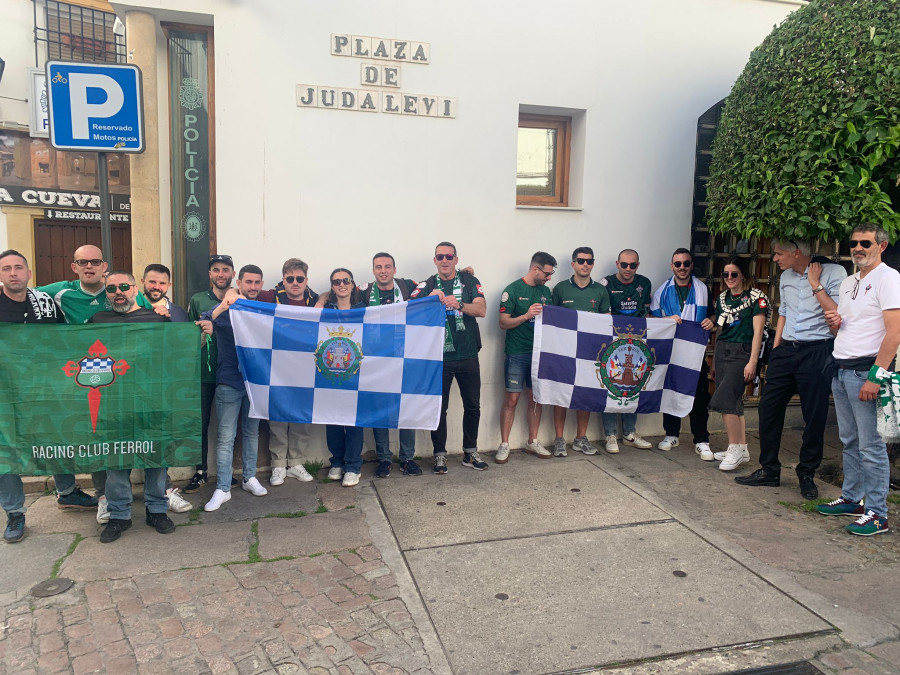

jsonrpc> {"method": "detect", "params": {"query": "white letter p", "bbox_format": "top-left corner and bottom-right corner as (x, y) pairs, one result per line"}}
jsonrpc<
(68, 73), (124, 139)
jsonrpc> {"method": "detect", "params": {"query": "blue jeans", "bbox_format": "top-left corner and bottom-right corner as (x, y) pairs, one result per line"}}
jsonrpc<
(214, 384), (260, 492)
(372, 428), (415, 463)
(602, 412), (636, 437)
(105, 467), (168, 520)
(0, 474), (26, 515)
(832, 368), (890, 518)
(326, 426), (363, 473)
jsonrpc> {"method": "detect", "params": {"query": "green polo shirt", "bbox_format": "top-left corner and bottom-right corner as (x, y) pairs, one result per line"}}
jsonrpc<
(36, 279), (151, 324)
(715, 289), (769, 343)
(552, 276), (611, 313)
(499, 278), (553, 355)
(600, 274), (652, 317)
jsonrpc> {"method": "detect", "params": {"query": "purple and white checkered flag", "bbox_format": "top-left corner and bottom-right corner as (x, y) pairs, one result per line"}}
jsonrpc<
(532, 306), (709, 416)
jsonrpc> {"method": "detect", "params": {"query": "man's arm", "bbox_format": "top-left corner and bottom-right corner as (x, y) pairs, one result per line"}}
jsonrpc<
(499, 311), (536, 330)
(465, 297), (486, 318)
(807, 263), (839, 331)
(858, 309), (900, 401)
(773, 314), (786, 348)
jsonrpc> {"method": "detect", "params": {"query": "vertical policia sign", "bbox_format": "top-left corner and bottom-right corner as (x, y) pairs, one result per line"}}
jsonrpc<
(45, 62), (145, 262)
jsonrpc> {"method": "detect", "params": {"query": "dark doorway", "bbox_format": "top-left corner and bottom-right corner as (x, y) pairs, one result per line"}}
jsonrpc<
(33, 219), (132, 285)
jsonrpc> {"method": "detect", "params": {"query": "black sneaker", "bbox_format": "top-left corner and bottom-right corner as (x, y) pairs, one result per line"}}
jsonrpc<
(433, 455), (448, 474)
(183, 471), (208, 494)
(100, 518), (132, 543)
(463, 452), (488, 471)
(231, 476), (239, 487)
(400, 460), (423, 476)
(57, 487), (99, 510)
(4, 513), (25, 544)
(146, 509), (176, 534)
(375, 460), (392, 478)
(799, 475), (818, 500)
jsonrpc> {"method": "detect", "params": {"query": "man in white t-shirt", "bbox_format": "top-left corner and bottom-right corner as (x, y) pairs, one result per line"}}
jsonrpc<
(818, 223), (900, 536)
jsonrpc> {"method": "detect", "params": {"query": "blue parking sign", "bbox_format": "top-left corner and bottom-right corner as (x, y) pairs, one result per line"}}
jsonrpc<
(46, 62), (144, 153)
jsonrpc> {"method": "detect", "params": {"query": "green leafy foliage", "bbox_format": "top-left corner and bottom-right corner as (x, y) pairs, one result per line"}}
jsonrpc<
(707, 0), (900, 241)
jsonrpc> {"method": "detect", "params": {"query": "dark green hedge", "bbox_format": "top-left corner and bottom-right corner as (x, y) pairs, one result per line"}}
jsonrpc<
(707, 0), (900, 241)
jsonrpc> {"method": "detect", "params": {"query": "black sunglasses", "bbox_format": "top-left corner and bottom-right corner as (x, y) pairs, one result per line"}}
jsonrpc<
(619, 262), (638, 270)
(722, 271), (740, 280)
(106, 283), (134, 293)
(574, 257), (595, 265)
(435, 253), (456, 261)
(849, 239), (875, 249)
(285, 275), (305, 284)
(331, 278), (353, 286)
(74, 258), (104, 267)
(672, 261), (692, 268)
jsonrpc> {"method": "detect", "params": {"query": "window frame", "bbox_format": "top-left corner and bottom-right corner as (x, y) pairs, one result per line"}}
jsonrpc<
(516, 113), (571, 208)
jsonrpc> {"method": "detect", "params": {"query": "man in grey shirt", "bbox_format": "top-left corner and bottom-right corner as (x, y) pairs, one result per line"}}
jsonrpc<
(736, 240), (846, 499)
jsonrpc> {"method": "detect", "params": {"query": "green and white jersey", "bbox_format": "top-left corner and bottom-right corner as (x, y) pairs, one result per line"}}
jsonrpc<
(552, 276), (611, 313)
(600, 274), (652, 317)
(499, 277), (553, 355)
(35, 279), (150, 324)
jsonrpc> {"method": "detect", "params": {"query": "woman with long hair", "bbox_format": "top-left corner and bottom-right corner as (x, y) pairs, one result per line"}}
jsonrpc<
(700, 257), (769, 472)
(315, 268), (366, 486)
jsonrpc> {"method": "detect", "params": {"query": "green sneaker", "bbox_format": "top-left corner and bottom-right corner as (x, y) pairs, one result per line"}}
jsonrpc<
(816, 497), (865, 517)
(845, 511), (889, 537)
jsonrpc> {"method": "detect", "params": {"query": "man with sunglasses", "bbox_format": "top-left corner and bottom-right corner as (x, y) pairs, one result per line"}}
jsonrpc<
(257, 258), (319, 485)
(88, 271), (174, 542)
(497, 251), (557, 463)
(736, 239), (845, 500)
(550, 247), (610, 456)
(185, 254), (236, 494)
(599, 249), (653, 453)
(816, 224), (900, 536)
(411, 242), (487, 474)
(650, 248), (713, 457)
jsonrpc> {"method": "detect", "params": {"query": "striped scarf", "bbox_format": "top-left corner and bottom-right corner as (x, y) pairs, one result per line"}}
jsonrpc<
(651, 276), (708, 321)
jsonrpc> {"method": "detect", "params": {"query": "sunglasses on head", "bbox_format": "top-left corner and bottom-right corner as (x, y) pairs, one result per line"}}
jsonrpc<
(619, 262), (638, 270)
(331, 278), (353, 286)
(74, 258), (104, 267)
(574, 257), (595, 265)
(850, 239), (875, 249)
(722, 271), (740, 280)
(672, 261), (692, 268)
(435, 253), (456, 261)
(285, 275), (305, 284)
(106, 283), (134, 293)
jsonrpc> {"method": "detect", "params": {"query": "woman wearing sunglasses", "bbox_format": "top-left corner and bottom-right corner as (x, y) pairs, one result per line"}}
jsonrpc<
(315, 269), (366, 486)
(700, 257), (769, 472)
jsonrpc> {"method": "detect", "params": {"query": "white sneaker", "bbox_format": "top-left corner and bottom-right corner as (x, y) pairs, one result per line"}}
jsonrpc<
(270, 467), (286, 486)
(327, 466), (343, 481)
(524, 439), (552, 459)
(166, 488), (192, 513)
(495, 442), (510, 464)
(696, 443), (714, 461)
(605, 435), (620, 454)
(713, 446), (748, 462)
(204, 489), (231, 512)
(658, 436), (679, 451)
(286, 465), (314, 482)
(96, 495), (109, 523)
(342, 471), (360, 487)
(241, 476), (268, 496)
(622, 433), (652, 449)
(718, 445), (749, 471)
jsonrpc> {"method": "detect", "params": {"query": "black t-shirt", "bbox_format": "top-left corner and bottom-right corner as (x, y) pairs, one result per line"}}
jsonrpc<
(89, 308), (170, 324)
(359, 279), (417, 305)
(0, 288), (63, 324)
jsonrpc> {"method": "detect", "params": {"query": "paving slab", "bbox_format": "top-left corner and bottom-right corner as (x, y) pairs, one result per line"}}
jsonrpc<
(406, 523), (831, 675)
(0, 533), (75, 602)
(257, 508), (370, 559)
(375, 458), (671, 550)
(60, 521), (253, 581)
(193, 477), (320, 524)
(796, 563), (900, 630)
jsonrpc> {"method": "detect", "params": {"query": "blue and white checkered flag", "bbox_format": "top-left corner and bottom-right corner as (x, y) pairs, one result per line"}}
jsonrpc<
(229, 296), (445, 429)
(533, 306), (709, 416)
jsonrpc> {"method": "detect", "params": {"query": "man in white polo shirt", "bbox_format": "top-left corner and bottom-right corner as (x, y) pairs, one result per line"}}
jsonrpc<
(817, 223), (900, 536)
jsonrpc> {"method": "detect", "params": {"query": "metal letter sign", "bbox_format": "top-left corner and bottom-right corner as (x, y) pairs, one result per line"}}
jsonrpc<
(45, 62), (145, 153)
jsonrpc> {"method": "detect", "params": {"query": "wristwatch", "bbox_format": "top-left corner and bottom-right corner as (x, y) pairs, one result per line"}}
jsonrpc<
(812, 285), (825, 294)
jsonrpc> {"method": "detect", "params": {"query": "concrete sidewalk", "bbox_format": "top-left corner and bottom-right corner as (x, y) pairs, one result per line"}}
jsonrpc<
(1, 425), (899, 674)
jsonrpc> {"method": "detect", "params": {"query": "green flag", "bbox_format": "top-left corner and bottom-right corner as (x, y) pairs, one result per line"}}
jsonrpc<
(0, 323), (202, 475)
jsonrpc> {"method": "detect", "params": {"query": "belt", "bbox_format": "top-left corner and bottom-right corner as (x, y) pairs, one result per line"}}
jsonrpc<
(782, 338), (833, 348)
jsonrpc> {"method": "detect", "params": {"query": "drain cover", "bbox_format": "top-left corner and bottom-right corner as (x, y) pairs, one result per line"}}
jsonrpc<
(30, 578), (74, 598)
(717, 661), (825, 675)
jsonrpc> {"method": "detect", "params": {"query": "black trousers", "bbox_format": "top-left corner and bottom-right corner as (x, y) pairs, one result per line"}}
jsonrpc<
(663, 357), (711, 443)
(758, 340), (834, 478)
(196, 381), (216, 472)
(431, 357), (481, 455)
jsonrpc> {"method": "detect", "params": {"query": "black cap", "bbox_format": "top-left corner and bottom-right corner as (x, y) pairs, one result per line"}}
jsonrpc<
(208, 254), (234, 270)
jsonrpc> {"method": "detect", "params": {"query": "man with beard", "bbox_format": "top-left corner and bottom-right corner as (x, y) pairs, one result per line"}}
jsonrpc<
(88, 272), (174, 543)
(141, 264), (190, 322)
(185, 254), (236, 493)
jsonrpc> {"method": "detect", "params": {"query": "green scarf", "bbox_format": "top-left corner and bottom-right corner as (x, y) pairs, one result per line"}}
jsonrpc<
(369, 283), (403, 306)
(439, 273), (465, 353)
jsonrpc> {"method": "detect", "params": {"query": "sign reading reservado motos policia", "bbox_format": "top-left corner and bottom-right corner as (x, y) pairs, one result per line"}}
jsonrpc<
(296, 34), (457, 118)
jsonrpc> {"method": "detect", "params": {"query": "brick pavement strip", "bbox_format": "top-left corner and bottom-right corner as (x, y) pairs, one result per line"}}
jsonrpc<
(2, 543), (434, 674)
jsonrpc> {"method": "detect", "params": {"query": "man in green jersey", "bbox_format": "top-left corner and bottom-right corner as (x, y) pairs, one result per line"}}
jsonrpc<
(550, 247), (611, 457)
(497, 251), (557, 464)
(598, 248), (653, 453)
(185, 254), (236, 493)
